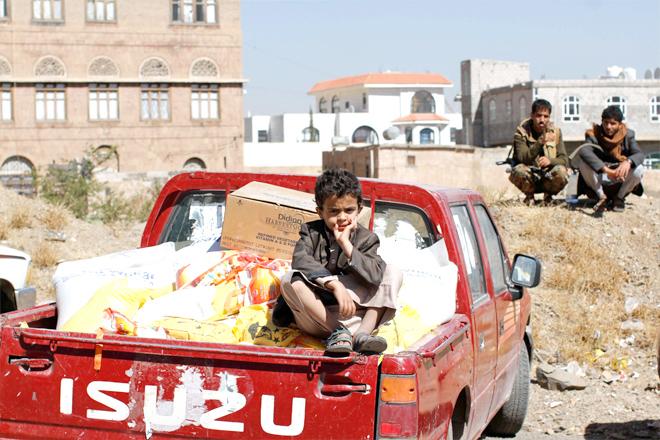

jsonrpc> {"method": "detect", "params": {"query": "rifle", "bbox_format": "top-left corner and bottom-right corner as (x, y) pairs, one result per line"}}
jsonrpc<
(496, 147), (516, 167)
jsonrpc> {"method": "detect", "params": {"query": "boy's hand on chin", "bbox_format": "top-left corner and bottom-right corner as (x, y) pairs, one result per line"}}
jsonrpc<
(333, 221), (355, 258)
(333, 220), (355, 242)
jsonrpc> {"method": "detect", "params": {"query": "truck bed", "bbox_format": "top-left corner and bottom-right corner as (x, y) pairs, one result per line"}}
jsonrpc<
(0, 303), (471, 439)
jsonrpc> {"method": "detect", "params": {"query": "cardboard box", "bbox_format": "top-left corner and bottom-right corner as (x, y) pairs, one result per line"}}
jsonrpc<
(220, 182), (319, 260)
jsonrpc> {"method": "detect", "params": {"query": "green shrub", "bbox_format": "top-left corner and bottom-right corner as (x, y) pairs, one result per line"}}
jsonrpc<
(40, 159), (98, 219)
(91, 188), (132, 224)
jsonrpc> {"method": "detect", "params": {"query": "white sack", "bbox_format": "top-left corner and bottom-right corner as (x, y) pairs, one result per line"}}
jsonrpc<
(135, 286), (218, 326)
(378, 239), (457, 329)
(54, 242), (177, 329)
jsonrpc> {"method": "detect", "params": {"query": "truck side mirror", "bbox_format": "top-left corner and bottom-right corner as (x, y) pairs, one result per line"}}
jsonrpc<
(511, 254), (542, 288)
(508, 254), (542, 300)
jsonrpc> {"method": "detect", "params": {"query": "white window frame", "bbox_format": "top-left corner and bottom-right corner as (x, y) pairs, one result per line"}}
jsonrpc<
(33, 0), (63, 21)
(86, 0), (115, 22)
(562, 95), (581, 122)
(35, 83), (66, 121)
(1, 83), (11, 121)
(140, 84), (170, 121)
(607, 96), (627, 118)
(89, 84), (118, 121)
(191, 84), (219, 120)
(650, 96), (660, 123)
(505, 99), (512, 117)
(0, 0), (8, 19)
(171, 0), (217, 24)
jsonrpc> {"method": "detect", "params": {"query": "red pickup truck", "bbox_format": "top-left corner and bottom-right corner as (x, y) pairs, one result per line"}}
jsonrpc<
(0, 172), (540, 439)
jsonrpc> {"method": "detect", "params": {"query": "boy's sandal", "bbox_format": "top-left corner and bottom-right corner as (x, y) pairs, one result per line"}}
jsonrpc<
(325, 327), (353, 355)
(353, 333), (387, 355)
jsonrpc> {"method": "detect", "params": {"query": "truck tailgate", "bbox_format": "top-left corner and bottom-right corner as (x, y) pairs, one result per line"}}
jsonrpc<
(0, 308), (380, 439)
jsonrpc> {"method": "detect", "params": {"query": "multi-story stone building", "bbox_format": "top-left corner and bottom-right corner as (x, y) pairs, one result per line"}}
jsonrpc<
(0, 0), (244, 176)
(460, 59), (660, 152)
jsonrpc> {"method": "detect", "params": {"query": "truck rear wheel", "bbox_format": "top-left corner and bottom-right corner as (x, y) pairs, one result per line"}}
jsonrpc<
(485, 345), (530, 436)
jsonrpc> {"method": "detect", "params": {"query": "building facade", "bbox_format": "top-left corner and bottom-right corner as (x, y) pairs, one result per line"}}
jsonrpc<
(461, 59), (660, 152)
(0, 0), (244, 176)
(243, 72), (462, 174)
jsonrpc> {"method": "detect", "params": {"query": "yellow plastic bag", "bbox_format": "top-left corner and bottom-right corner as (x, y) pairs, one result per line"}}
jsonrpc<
(233, 304), (300, 347)
(210, 279), (244, 320)
(61, 278), (173, 333)
(375, 306), (434, 354)
(152, 317), (237, 344)
(290, 333), (325, 350)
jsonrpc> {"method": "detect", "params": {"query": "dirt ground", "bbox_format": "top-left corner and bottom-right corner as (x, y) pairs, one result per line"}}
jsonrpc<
(0, 179), (658, 438)
(489, 195), (660, 438)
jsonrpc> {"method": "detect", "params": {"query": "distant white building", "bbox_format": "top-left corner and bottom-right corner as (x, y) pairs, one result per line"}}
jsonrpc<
(243, 72), (462, 173)
(460, 59), (660, 151)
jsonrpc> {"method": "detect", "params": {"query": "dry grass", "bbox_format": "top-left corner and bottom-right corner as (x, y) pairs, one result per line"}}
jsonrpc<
(477, 185), (517, 207)
(9, 210), (31, 229)
(492, 202), (657, 368)
(39, 204), (70, 231)
(630, 305), (660, 350)
(0, 220), (8, 241)
(32, 242), (59, 268)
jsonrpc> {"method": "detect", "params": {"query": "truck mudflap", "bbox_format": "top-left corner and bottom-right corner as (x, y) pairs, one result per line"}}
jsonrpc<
(0, 322), (381, 439)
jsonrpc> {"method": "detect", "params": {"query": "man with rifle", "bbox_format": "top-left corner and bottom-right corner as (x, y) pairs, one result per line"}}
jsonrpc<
(509, 99), (569, 205)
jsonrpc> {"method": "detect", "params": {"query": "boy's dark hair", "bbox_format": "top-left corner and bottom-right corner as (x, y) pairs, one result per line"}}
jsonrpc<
(531, 99), (552, 114)
(601, 105), (624, 122)
(315, 168), (363, 208)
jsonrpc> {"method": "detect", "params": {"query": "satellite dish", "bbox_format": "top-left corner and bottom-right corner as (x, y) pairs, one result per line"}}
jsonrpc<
(383, 126), (400, 141)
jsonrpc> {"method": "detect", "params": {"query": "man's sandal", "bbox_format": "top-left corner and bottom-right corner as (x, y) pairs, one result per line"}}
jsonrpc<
(325, 326), (353, 356)
(353, 333), (387, 355)
(593, 196), (608, 216)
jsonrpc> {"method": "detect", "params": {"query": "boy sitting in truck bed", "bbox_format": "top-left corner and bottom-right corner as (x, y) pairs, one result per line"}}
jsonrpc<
(277, 168), (401, 355)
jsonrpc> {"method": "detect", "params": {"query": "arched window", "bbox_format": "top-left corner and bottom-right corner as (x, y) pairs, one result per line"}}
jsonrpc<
(607, 96), (627, 118)
(190, 58), (219, 78)
(488, 99), (496, 122)
(420, 128), (435, 145)
(183, 157), (207, 171)
(352, 126), (379, 144)
(562, 96), (580, 122)
(92, 145), (119, 172)
(319, 97), (327, 113)
(140, 57), (170, 78)
(302, 127), (319, 142)
(1, 155), (35, 175)
(88, 56), (119, 77)
(331, 96), (340, 113)
(411, 90), (435, 113)
(34, 56), (66, 77)
(651, 96), (660, 122)
(519, 96), (527, 119)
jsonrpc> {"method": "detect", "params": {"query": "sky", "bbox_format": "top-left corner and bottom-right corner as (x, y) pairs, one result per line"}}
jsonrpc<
(241, 0), (660, 116)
